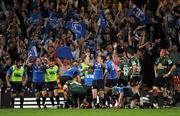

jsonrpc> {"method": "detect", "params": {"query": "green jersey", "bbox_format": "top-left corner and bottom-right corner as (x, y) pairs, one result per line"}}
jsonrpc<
(65, 80), (87, 94)
(155, 57), (173, 77)
(79, 62), (89, 79)
(45, 65), (59, 82)
(130, 56), (141, 75)
(118, 57), (131, 81)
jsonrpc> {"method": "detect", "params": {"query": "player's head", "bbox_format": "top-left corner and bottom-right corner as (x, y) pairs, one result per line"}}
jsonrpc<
(126, 48), (134, 58)
(122, 49), (127, 57)
(16, 59), (24, 68)
(88, 66), (94, 74)
(35, 57), (42, 65)
(96, 55), (102, 63)
(106, 53), (113, 60)
(72, 61), (79, 67)
(160, 49), (169, 57)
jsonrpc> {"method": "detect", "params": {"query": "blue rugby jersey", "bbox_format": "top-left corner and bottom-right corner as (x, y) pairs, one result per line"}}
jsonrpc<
(105, 60), (117, 80)
(93, 63), (103, 80)
(62, 67), (80, 78)
(32, 64), (46, 83)
(84, 74), (94, 86)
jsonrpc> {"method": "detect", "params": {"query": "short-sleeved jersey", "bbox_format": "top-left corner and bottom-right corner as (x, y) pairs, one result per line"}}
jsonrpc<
(94, 63), (104, 80)
(130, 56), (141, 75)
(65, 80), (87, 94)
(62, 67), (80, 79)
(105, 60), (117, 80)
(84, 74), (94, 86)
(32, 64), (46, 83)
(118, 57), (131, 81)
(7, 65), (27, 82)
(79, 62), (89, 79)
(45, 65), (59, 82)
(155, 57), (173, 77)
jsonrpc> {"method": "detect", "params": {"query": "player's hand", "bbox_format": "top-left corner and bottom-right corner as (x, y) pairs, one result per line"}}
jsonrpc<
(163, 73), (169, 78)
(113, 42), (118, 48)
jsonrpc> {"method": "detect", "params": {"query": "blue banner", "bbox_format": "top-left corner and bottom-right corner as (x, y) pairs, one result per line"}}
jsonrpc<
(98, 10), (106, 29)
(56, 47), (73, 60)
(47, 11), (62, 29)
(66, 21), (86, 39)
(28, 40), (38, 59)
(132, 5), (150, 25)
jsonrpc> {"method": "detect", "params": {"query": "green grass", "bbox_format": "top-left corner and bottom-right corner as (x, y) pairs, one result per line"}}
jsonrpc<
(0, 108), (180, 116)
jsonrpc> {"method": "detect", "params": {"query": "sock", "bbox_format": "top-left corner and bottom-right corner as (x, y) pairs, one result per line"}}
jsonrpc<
(163, 97), (169, 105)
(100, 97), (106, 105)
(20, 97), (24, 108)
(11, 97), (15, 107)
(50, 97), (54, 106)
(106, 96), (111, 106)
(72, 98), (78, 108)
(93, 98), (97, 107)
(42, 97), (46, 105)
(66, 99), (73, 108)
(36, 98), (40, 107)
(154, 96), (158, 103)
(133, 93), (140, 101)
(55, 96), (59, 105)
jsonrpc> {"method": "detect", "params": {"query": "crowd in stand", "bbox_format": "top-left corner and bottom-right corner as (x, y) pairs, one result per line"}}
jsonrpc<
(0, 0), (180, 109)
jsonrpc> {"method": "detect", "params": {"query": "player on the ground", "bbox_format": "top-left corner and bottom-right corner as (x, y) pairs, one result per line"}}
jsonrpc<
(63, 80), (87, 108)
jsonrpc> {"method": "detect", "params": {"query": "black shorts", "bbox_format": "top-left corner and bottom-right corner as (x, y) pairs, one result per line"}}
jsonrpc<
(45, 81), (58, 91)
(33, 82), (45, 92)
(118, 78), (129, 87)
(60, 76), (73, 86)
(10, 82), (25, 93)
(124, 87), (133, 98)
(154, 77), (170, 88)
(130, 75), (142, 87)
(92, 79), (104, 90)
(106, 79), (117, 88)
(84, 85), (92, 96)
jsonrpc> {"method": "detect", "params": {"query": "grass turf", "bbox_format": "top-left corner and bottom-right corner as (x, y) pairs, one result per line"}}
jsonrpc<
(0, 108), (180, 116)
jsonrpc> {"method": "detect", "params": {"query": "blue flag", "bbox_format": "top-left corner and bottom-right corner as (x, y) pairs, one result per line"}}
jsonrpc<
(98, 10), (106, 29)
(66, 21), (86, 40)
(132, 5), (150, 25)
(28, 41), (38, 59)
(47, 11), (62, 29)
(56, 47), (73, 60)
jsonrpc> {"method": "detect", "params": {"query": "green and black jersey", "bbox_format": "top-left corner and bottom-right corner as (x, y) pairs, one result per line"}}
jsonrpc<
(130, 56), (141, 75)
(155, 57), (173, 77)
(65, 80), (87, 95)
(118, 57), (131, 81)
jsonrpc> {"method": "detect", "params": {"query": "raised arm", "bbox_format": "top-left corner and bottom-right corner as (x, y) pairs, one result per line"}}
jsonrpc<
(128, 27), (132, 46)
